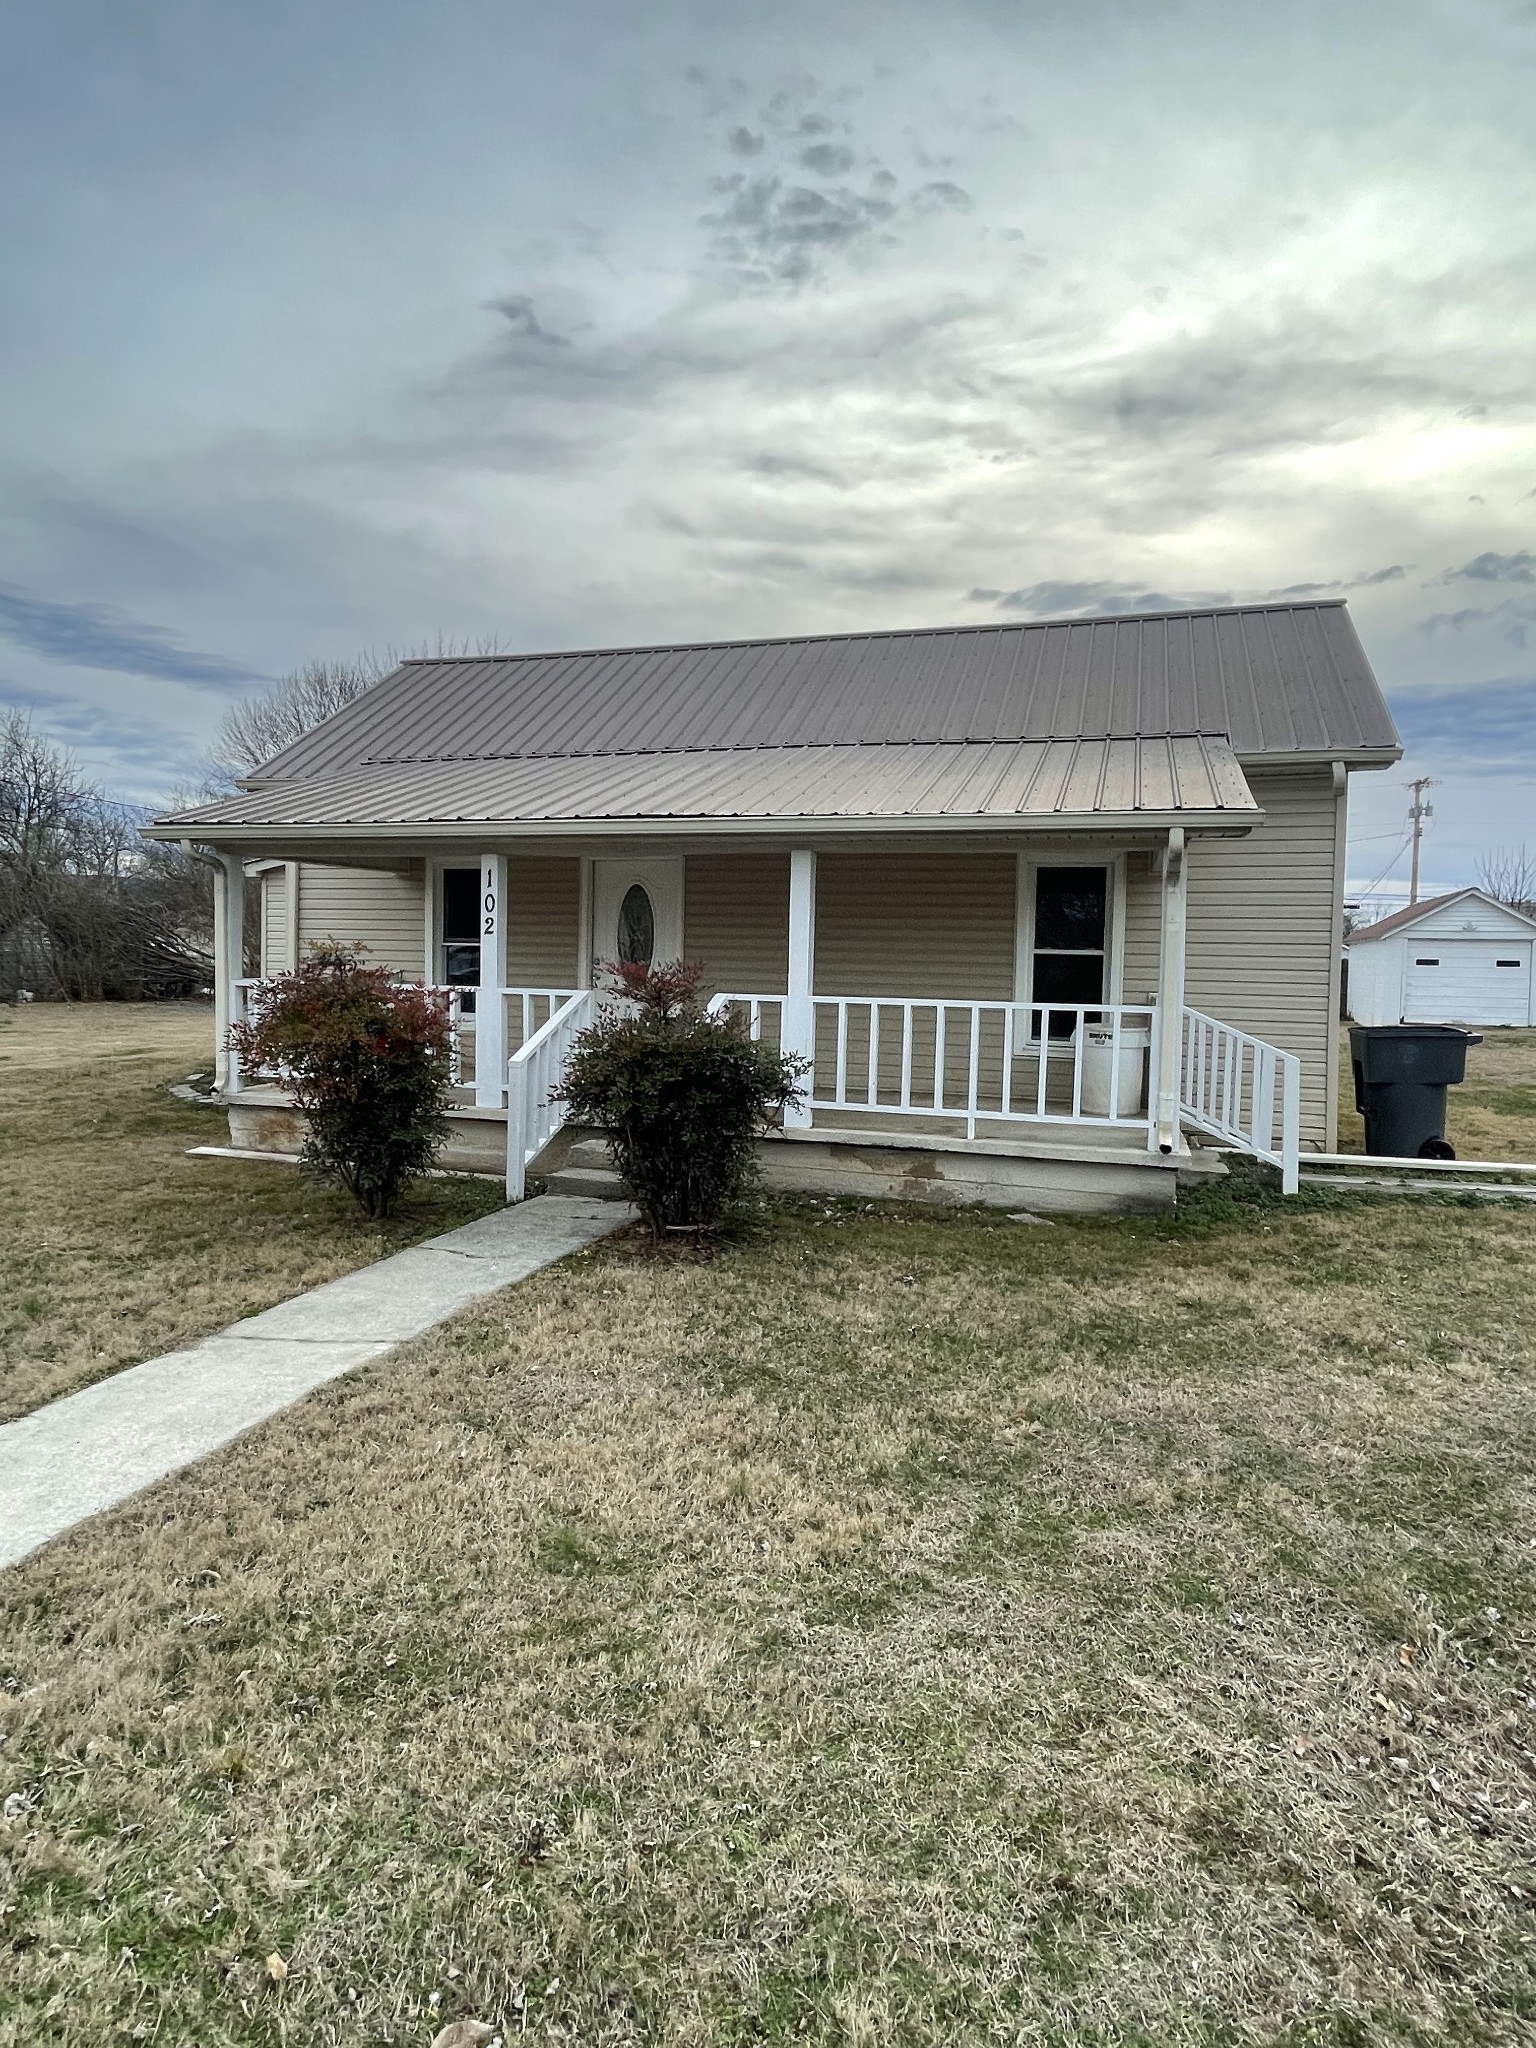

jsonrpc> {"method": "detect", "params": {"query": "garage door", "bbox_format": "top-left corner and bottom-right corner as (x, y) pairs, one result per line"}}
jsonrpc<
(1403, 940), (1533, 1025)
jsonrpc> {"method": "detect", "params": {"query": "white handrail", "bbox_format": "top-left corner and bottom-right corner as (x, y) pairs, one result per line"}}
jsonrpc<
(1178, 1007), (1300, 1193)
(710, 994), (1158, 1142)
(505, 989), (593, 1200)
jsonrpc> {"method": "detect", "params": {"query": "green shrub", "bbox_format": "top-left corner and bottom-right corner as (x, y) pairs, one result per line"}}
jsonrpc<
(227, 946), (452, 1218)
(558, 960), (806, 1234)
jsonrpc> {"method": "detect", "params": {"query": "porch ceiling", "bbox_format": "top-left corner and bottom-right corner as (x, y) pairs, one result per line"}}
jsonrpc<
(148, 734), (1259, 839)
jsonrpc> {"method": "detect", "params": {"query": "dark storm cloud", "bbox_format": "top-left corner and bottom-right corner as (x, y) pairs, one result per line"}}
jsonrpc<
(0, 582), (266, 688)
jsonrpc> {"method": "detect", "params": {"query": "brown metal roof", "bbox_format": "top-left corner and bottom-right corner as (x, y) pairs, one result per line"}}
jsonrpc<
(156, 734), (1259, 835)
(244, 601), (1400, 786)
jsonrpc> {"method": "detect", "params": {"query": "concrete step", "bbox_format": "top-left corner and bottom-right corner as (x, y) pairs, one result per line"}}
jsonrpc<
(564, 1136), (617, 1171)
(542, 1166), (631, 1201)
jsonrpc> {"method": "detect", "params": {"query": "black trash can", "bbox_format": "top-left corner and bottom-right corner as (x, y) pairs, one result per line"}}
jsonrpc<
(1349, 1024), (1482, 1159)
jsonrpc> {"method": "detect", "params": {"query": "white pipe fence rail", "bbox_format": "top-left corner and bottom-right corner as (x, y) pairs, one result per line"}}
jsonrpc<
(505, 989), (593, 1201)
(1178, 1006), (1301, 1193)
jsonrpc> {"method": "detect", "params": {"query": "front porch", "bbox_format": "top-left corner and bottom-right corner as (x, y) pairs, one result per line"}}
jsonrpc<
(209, 832), (1301, 1214)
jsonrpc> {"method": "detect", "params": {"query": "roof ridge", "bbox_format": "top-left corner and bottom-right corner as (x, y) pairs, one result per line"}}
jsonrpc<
(340, 727), (1240, 769)
(396, 600), (1352, 668)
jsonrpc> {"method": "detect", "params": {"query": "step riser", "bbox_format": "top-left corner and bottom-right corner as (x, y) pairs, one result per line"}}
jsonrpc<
(542, 1169), (630, 1201)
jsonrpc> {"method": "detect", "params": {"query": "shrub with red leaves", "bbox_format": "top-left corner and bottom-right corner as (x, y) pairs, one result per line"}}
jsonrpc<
(559, 959), (805, 1234)
(228, 946), (452, 1218)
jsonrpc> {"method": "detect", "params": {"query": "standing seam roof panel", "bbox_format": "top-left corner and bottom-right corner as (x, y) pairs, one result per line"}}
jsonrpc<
(239, 602), (1399, 783)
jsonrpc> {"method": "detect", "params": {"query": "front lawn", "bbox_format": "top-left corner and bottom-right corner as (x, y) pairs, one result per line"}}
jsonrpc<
(0, 1002), (504, 1421)
(3, 1180), (1534, 2044)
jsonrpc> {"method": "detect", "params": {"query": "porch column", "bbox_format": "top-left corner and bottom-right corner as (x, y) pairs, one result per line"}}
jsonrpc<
(475, 852), (509, 1108)
(784, 848), (816, 1129)
(1153, 826), (1187, 1154)
(211, 853), (246, 1094)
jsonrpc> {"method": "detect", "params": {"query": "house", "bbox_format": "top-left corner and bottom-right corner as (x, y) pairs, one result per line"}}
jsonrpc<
(146, 600), (1402, 1212)
(1346, 889), (1536, 1028)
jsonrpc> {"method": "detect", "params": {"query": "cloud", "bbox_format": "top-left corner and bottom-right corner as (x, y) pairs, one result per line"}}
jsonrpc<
(967, 580), (1226, 616)
(1431, 549), (1536, 584)
(0, 583), (267, 689)
(1388, 675), (1536, 771)
(966, 567), (1407, 617)
(1417, 593), (1536, 646)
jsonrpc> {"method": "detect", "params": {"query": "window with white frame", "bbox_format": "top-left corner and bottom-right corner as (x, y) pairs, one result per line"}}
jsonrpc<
(1023, 863), (1112, 1037)
(440, 867), (481, 1008)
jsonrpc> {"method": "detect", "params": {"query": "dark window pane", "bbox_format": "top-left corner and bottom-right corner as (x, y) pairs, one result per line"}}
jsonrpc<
(442, 867), (481, 942)
(1032, 951), (1104, 1009)
(1034, 866), (1107, 951)
(618, 883), (655, 966)
(1414, 957), (1439, 966)
(443, 942), (481, 988)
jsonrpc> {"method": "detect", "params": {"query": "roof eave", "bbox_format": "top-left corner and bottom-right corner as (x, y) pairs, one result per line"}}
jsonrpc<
(143, 807), (1260, 845)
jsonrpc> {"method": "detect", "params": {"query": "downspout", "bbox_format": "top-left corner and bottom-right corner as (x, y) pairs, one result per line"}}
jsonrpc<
(1154, 826), (1187, 1154)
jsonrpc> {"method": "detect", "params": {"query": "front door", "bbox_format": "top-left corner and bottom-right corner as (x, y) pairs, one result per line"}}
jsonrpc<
(590, 858), (684, 981)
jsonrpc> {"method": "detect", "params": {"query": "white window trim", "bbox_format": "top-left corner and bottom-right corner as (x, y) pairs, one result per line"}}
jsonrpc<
(426, 856), (485, 996)
(1013, 852), (1127, 1034)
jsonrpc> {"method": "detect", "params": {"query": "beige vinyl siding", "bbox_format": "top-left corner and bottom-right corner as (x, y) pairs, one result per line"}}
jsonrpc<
(1119, 853), (1162, 1005)
(505, 858), (582, 987)
(259, 869), (288, 978)
(1183, 769), (1341, 1146)
(296, 864), (425, 978)
(815, 848), (1017, 1000)
(685, 853), (790, 997)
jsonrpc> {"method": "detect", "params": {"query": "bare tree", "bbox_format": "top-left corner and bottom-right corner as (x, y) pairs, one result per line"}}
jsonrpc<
(212, 655), (392, 779)
(213, 637), (505, 782)
(1476, 845), (1536, 917)
(0, 709), (211, 1000)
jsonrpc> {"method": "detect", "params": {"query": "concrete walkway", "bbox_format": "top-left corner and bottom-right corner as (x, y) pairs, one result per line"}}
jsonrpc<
(0, 1196), (632, 1571)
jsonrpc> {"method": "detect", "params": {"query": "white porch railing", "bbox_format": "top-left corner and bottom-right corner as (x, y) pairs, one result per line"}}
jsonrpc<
(231, 978), (469, 1090)
(229, 980), (588, 1100)
(710, 994), (1161, 1143)
(1178, 1007), (1301, 1194)
(505, 989), (593, 1201)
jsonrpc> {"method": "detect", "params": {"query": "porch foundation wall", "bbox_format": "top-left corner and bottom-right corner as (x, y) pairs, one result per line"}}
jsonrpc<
(753, 1136), (1180, 1213)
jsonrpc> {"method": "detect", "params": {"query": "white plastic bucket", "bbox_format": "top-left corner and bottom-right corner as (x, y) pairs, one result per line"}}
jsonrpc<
(1079, 1023), (1151, 1118)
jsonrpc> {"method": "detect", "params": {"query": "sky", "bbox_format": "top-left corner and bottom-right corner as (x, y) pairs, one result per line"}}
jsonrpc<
(1, 0), (1533, 895)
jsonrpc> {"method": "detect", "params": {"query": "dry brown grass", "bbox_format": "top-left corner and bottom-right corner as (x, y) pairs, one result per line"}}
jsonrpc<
(3, 1177), (1534, 2045)
(1337, 1027), (1536, 1163)
(0, 1002), (503, 1420)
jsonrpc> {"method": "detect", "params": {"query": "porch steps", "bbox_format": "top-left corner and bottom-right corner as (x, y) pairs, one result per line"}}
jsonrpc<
(541, 1136), (630, 1202)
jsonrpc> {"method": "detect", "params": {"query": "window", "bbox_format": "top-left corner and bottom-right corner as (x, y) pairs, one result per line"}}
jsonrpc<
(441, 867), (481, 1005)
(617, 883), (655, 966)
(1414, 957), (1440, 966)
(1031, 865), (1107, 1034)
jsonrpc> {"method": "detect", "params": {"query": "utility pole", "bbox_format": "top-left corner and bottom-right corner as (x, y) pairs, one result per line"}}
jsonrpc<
(1407, 777), (1434, 904)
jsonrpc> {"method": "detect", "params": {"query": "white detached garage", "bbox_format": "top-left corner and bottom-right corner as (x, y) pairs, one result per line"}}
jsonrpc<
(1346, 888), (1536, 1027)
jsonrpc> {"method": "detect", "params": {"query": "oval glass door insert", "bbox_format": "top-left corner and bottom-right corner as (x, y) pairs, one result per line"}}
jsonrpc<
(617, 883), (655, 965)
